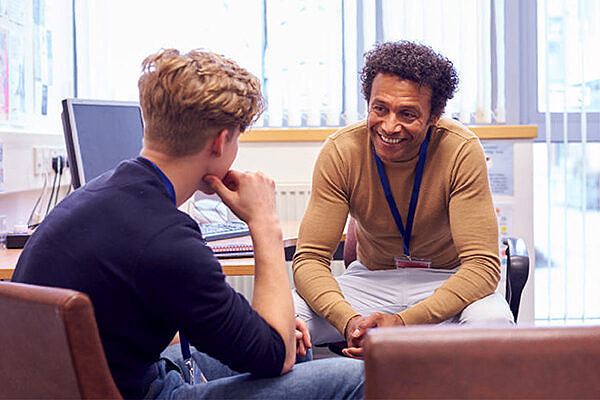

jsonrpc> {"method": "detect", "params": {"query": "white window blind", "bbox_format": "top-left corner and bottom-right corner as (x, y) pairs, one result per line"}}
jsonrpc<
(380, 0), (503, 124)
(74, 0), (501, 128)
(534, 0), (600, 325)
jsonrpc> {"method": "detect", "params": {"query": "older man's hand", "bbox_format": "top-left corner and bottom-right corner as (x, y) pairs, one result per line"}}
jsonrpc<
(343, 312), (404, 359)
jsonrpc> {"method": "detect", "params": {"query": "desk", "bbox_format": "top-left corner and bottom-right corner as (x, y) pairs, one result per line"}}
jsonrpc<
(0, 222), (305, 280)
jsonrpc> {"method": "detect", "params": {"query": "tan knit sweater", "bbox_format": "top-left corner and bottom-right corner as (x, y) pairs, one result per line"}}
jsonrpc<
(292, 117), (500, 335)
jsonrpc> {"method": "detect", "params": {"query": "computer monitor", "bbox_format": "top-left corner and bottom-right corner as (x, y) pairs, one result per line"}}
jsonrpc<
(61, 99), (144, 189)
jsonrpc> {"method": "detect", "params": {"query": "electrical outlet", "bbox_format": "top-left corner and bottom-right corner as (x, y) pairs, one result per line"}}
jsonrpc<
(33, 146), (68, 175)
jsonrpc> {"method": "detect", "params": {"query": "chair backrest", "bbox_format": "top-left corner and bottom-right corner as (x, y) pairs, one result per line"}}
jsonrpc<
(365, 325), (600, 399)
(343, 216), (529, 322)
(0, 282), (122, 399)
(503, 237), (529, 321)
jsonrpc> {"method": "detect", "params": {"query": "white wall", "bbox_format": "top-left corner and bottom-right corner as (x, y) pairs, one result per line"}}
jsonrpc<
(233, 141), (323, 183)
(0, 131), (68, 229)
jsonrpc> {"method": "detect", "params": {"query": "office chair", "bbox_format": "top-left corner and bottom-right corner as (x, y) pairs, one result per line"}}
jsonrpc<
(0, 282), (122, 399)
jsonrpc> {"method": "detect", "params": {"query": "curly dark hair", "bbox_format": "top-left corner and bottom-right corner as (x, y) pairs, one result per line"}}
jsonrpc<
(361, 41), (459, 119)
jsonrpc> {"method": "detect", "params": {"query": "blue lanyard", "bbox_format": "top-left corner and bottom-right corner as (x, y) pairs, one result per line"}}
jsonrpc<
(372, 128), (431, 257)
(141, 157), (193, 363)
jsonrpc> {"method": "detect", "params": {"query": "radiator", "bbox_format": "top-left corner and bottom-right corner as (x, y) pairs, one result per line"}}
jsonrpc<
(275, 183), (312, 222)
(226, 182), (312, 300)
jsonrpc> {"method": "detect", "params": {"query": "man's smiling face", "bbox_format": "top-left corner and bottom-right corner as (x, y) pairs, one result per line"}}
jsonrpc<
(367, 73), (438, 163)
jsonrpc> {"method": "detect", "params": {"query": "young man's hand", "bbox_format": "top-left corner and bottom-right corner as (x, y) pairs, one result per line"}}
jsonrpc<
(342, 312), (404, 359)
(294, 317), (312, 357)
(203, 170), (277, 227)
(205, 169), (295, 374)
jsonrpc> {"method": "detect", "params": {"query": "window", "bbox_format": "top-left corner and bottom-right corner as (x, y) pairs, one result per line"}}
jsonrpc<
(523, 0), (600, 324)
(380, 0), (505, 124)
(74, 0), (501, 128)
(538, 0), (600, 113)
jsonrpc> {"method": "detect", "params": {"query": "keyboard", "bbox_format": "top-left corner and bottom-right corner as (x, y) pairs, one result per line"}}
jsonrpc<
(199, 221), (250, 241)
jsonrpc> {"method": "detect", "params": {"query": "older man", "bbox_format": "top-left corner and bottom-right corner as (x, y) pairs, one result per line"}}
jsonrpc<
(293, 41), (513, 358)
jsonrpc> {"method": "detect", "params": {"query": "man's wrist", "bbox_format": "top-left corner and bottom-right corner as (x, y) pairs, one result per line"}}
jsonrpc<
(394, 313), (406, 326)
(344, 315), (361, 340)
(248, 216), (282, 240)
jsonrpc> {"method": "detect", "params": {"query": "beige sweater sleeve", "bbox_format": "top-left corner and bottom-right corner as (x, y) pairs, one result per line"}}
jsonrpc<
(397, 139), (501, 325)
(292, 140), (360, 335)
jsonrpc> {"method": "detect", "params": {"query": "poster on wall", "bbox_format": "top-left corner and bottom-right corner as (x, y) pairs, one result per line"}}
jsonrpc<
(0, 27), (8, 121)
(482, 141), (514, 196)
(33, 0), (46, 26)
(0, 142), (4, 192)
(7, 0), (24, 25)
(9, 32), (25, 120)
(33, 27), (52, 116)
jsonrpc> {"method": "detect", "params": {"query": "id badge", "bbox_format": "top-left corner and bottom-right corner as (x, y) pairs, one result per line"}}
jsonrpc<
(395, 255), (432, 269)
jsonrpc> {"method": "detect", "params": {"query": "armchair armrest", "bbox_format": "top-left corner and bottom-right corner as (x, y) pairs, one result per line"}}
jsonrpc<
(364, 325), (600, 399)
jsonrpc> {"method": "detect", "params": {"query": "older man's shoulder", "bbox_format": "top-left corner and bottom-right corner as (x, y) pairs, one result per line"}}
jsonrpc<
(435, 117), (478, 142)
(328, 120), (367, 142)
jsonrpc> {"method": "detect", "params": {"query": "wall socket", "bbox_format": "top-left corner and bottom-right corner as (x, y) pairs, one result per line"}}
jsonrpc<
(33, 146), (68, 175)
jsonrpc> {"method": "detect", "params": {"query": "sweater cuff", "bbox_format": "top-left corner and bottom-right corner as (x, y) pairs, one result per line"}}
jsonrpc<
(397, 303), (433, 326)
(330, 304), (362, 337)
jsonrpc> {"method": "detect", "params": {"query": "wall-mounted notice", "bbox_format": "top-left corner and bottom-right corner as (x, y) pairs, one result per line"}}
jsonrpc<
(482, 141), (514, 196)
(0, 27), (7, 121)
(9, 32), (25, 119)
(0, 142), (4, 192)
(494, 202), (513, 270)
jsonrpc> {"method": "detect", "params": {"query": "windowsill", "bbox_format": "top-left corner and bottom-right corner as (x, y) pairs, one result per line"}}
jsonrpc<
(241, 125), (538, 142)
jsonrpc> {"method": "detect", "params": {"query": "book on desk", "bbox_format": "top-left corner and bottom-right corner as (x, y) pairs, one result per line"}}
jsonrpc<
(199, 221), (254, 258)
(209, 243), (253, 258)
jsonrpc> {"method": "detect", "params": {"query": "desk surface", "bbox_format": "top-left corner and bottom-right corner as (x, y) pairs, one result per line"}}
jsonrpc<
(0, 222), (304, 280)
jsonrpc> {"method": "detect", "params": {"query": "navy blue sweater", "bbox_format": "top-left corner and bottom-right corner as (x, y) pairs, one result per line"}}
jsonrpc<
(13, 157), (285, 399)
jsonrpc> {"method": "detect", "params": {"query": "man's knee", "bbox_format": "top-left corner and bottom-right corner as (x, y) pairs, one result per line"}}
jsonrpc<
(292, 358), (364, 398)
(292, 289), (312, 319)
(458, 292), (514, 325)
(293, 289), (345, 345)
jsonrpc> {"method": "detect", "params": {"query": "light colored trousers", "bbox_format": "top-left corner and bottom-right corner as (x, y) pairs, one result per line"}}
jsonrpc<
(293, 260), (514, 345)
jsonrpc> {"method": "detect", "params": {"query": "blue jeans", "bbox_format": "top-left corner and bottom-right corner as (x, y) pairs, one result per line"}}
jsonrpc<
(145, 344), (364, 399)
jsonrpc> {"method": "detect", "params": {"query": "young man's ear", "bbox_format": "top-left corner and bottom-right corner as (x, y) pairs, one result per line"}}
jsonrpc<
(209, 128), (230, 157)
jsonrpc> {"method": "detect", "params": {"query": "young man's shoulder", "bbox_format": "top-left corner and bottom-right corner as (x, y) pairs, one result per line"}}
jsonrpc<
(16, 158), (200, 275)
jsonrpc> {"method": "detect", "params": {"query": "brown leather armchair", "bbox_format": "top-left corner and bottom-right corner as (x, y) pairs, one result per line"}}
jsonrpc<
(0, 282), (122, 399)
(364, 325), (600, 399)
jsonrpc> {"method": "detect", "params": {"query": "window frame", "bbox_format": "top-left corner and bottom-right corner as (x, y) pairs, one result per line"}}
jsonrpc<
(511, 0), (600, 142)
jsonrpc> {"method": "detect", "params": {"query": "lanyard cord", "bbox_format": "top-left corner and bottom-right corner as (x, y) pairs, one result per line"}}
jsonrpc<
(141, 157), (193, 362)
(372, 127), (431, 257)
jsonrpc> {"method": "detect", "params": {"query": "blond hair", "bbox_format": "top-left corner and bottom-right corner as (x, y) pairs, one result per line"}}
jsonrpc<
(138, 49), (265, 156)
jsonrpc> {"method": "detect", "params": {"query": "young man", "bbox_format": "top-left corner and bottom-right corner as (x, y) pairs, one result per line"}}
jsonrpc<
(293, 41), (514, 357)
(13, 49), (363, 399)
